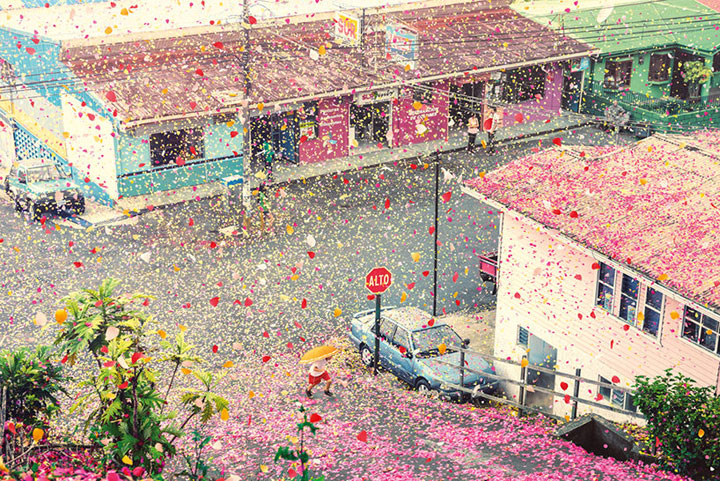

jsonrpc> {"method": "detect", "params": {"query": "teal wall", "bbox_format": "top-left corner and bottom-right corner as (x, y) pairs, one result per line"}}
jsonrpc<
(115, 117), (243, 199)
(589, 49), (714, 100)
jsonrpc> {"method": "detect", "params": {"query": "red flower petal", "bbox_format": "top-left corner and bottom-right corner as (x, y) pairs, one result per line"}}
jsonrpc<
(307, 251), (315, 259)
(262, 355), (271, 363)
(105, 91), (117, 102)
(210, 297), (219, 307)
(357, 430), (368, 443)
(309, 413), (322, 423)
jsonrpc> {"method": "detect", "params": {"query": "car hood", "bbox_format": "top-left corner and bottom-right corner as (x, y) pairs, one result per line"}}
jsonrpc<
(420, 351), (494, 384)
(27, 180), (79, 195)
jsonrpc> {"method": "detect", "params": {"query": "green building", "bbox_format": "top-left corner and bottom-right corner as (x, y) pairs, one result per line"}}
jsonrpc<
(515, 0), (720, 132)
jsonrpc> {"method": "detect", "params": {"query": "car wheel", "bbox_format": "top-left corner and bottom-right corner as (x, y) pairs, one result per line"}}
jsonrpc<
(14, 198), (23, 212)
(72, 200), (85, 215)
(416, 378), (433, 396)
(359, 344), (374, 368)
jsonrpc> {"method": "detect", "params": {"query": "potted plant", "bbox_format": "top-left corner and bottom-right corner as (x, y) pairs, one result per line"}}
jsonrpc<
(682, 60), (712, 99)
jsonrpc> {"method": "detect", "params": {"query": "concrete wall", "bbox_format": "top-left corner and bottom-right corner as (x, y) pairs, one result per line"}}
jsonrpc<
(392, 80), (449, 147)
(62, 93), (117, 204)
(493, 214), (720, 422)
(115, 116), (243, 199)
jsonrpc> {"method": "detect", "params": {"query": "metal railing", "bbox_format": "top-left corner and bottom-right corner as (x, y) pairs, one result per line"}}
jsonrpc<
(438, 346), (643, 422)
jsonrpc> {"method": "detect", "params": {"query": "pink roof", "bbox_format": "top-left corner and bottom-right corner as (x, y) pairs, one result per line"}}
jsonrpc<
(465, 133), (720, 311)
(695, 0), (720, 11)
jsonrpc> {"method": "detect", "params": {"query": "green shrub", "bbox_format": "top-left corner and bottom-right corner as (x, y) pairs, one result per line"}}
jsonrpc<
(53, 278), (228, 477)
(0, 345), (66, 430)
(634, 369), (719, 479)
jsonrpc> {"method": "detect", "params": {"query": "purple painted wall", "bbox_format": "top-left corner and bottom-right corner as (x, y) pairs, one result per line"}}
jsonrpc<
(498, 63), (563, 128)
(392, 81), (449, 147)
(299, 96), (349, 164)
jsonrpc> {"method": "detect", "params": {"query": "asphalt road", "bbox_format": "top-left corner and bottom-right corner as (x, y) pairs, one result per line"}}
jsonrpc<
(0, 125), (630, 356)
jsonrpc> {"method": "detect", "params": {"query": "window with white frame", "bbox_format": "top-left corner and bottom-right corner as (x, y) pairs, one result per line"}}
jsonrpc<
(619, 275), (640, 324)
(642, 288), (663, 336)
(598, 376), (637, 412)
(596, 262), (616, 311)
(594, 263), (664, 337)
(682, 307), (720, 355)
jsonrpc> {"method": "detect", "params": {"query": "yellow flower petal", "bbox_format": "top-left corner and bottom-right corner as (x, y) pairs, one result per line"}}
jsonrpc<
(157, 329), (167, 339)
(32, 428), (44, 443)
(260, 465), (269, 473)
(333, 307), (342, 317)
(699, 428), (705, 438)
(411, 252), (420, 262)
(223, 361), (234, 368)
(437, 343), (446, 355)
(220, 408), (230, 421)
(400, 292), (407, 303)
(286, 225), (294, 235)
(121, 455), (133, 465)
(248, 390), (255, 399)
(181, 368), (192, 375)
(521, 358), (529, 368)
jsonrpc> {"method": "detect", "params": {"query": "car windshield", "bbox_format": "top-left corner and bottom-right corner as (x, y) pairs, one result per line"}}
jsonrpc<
(26, 165), (70, 183)
(412, 326), (462, 357)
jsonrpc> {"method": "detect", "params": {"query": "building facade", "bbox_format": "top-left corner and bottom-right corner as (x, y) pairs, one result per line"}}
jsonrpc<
(519, 0), (720, 133)
(465, 133), (720, 422)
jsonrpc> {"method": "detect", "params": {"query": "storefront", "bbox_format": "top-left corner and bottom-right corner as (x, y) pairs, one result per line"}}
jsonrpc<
(350, 88), (395, 147)
(449, 75), (489, 129)
(297, 96), (349, 164)
(392, 80), (449, 147)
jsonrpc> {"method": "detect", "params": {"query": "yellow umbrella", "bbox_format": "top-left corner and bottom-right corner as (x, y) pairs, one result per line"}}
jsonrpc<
(299, 345), (340, 364)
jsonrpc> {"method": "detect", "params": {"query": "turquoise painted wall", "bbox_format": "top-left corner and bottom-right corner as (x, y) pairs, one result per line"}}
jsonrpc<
(590, 49), (714, 101)
(115, 117), (243, 199)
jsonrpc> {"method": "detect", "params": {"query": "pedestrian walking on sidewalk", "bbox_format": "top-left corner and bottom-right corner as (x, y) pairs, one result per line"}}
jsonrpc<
(466, 115), (480, 152)
(262, 140), (274, 182)
(485, 108), (502, 154)
(255, 184), (273, 233)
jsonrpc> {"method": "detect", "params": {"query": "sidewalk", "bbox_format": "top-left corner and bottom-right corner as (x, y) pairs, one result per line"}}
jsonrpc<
(68, 112), (590, 228)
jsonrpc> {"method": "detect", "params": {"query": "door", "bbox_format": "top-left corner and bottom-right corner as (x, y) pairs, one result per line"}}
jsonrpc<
(386, 327), (415, 384)
(671, 51), (703, 100)
(371, 102), (390, 144)
(562, 71), (583, 112)
(525, 333), (557, 411)
(277, 114), (298, 164)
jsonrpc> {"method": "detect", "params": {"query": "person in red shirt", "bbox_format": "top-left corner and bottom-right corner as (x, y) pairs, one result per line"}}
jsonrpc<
(306, 356), (333, 398)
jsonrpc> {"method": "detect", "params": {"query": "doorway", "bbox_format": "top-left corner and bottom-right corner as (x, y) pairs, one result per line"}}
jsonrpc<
(350, 102), (390, 146)
(525, 333), (557, 412)
(449, 81), (485, 129)
(250, 112), (299, 170)
(562, 71), (583, 112)
(671, 51), (703, 100)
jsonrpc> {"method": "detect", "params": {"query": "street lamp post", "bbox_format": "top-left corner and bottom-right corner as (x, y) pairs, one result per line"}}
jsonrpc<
(432, 150), (440, 317)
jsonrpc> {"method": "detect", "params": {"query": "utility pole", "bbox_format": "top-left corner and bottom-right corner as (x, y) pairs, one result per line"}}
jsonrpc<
(360, 8), (367, 68)
(241, 0), (253, 232)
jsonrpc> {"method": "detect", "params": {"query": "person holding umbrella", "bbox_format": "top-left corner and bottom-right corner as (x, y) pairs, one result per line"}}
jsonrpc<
(300, 345), (339, 398)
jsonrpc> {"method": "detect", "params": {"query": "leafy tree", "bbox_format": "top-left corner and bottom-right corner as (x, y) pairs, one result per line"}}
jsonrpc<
(0, 345), (66, 430)
(53, 278), (228, 476)
(634, 369), (719, 479)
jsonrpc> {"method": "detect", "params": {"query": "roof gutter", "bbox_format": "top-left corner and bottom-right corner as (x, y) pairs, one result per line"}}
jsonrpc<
(121, 48), (597, 129)
(460, 184), (720, 318)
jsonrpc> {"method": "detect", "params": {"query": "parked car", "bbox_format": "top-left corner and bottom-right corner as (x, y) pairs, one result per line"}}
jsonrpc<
(3, 159), (85, 220)
(349, 306), (497, 402)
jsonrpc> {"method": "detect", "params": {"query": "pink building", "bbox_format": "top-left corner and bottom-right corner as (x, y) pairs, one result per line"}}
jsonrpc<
(464, 133), (720, 422)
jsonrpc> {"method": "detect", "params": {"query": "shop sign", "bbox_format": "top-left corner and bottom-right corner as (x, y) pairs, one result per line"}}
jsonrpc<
(385, 25), (417, 64)
(334, 13), (361, 46)
(571, 57), (590, 72)
(354, 88), (397, 105)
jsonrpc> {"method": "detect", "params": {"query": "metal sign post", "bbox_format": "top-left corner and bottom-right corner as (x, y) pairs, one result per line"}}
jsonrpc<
(365, 266), (393, 376)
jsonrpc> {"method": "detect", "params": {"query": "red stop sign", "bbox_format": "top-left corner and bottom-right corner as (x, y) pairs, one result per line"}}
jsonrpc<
(366, 267), (393, 294)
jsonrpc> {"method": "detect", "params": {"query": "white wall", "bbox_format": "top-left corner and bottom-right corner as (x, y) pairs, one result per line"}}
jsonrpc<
(493, 213), (720, 423)
(0, 111), (14, 169)
(61, 93), (118, 200)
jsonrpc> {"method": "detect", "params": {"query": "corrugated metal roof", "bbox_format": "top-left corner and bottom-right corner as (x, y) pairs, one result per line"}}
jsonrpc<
(465, 132), (720, 311)
(61, 3), (592, 124)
